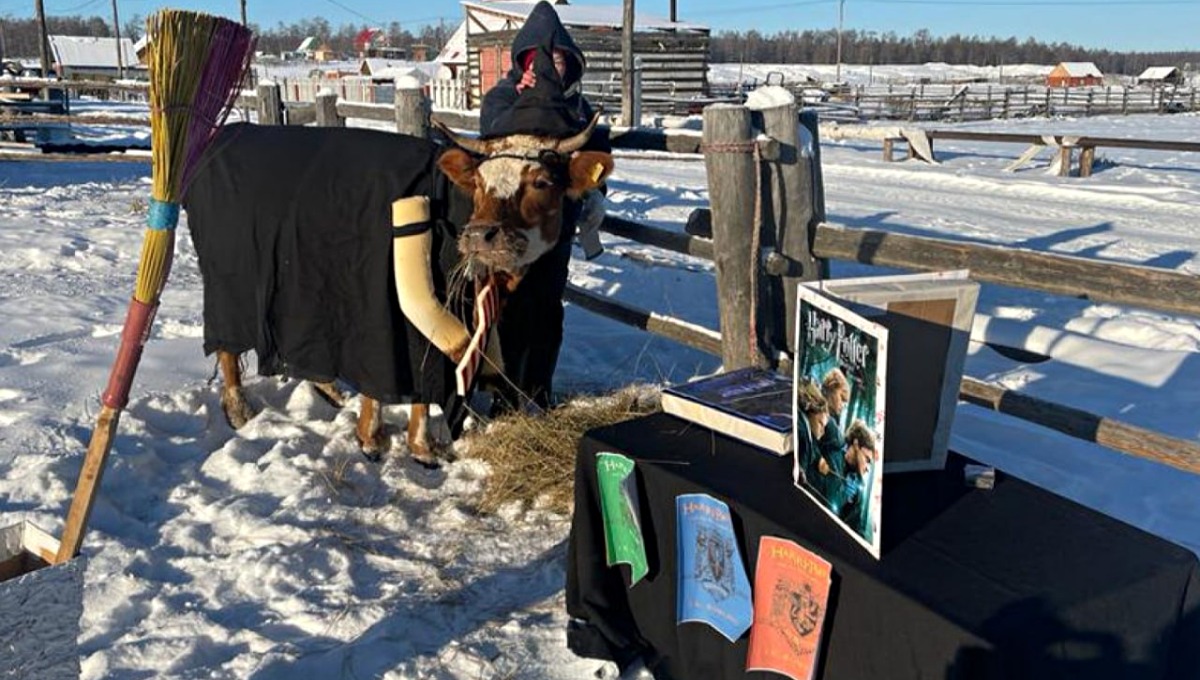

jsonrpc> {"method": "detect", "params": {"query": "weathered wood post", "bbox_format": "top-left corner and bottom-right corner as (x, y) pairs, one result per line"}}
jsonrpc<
(395, 76), (430, 139)
(1122, 86), (1130, 115)
(315, 90), (343, 128)
(703, 104), (766, 369)
(1002, 89), (1011, 119)
(748, 94), (824, 358)
(256, 81), (283, 126)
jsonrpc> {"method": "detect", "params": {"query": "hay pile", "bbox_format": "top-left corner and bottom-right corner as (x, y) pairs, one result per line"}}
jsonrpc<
(464, 385), (660, 515)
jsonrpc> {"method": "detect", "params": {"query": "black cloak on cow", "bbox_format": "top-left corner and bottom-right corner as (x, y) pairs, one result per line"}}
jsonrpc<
(183, 123), (472, 412)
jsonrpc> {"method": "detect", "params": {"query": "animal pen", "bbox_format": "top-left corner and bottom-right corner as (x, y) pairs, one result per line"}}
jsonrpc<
(6, 81), (1200, 476)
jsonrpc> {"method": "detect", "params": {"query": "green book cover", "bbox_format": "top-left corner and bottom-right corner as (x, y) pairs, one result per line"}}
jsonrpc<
(597, 452), (649, 586)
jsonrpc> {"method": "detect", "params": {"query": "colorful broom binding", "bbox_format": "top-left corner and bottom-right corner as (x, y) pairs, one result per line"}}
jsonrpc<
(55, 9), (254, 564)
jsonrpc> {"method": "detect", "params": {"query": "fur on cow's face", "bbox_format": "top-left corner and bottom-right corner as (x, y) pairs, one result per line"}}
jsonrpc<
(438, 141), (613, 281)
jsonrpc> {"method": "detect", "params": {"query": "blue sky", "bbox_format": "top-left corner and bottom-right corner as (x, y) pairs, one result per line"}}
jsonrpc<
(7, 0), (1199, 52)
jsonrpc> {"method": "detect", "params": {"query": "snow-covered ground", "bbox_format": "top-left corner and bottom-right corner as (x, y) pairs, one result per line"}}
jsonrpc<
(2, 103), (1199, 678)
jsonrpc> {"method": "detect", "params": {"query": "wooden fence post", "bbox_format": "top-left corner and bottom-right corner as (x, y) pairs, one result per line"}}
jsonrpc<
(395, 78), (430, 139)
(315, 90), (343, 128)
(1002, 89), (1011, 119)
(1122, 86), (1130, 115)
(750, 98), (824, 358)
(256, 82), (282, 126)
(703, 104), (766, 370)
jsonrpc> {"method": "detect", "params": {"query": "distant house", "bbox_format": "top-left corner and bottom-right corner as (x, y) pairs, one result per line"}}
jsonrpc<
(437, 0), (709, 110)
(1137, 66), (1184, 87)
(1046, 62), (1103, 88)
(359, 58), (438, 84)
(48, 35), (145, 81)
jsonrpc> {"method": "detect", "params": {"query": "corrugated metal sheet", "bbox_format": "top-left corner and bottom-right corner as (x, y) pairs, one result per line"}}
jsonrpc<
(48, 35), (138, 69)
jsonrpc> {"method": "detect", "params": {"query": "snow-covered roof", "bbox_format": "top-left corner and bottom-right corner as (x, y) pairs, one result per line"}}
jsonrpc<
(1055, 62), (1103, 78)
(49, 35), (140, 69)
(1138, 66), (1181, 81)
(461, 1), (708, 32)
(360, 59), (438, 82)
(436, 23), (469, 65)
(297, 37), (317, 52)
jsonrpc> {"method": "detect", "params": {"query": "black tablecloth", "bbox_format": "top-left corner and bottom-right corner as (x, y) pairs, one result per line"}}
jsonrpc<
(566, 413), (1200, 680)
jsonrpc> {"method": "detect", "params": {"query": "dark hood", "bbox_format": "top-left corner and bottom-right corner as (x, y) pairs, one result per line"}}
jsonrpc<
(508, 1), (585, 88)
(480, 30), (588, 138)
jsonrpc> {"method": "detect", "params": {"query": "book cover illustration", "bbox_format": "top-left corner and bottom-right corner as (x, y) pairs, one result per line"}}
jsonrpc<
(663, 368), (793, 435)
(676, 493), (753, 642)
(793, 284), (888, 559)
(596, 452), (649, 587)
(746, 536), (834, 680)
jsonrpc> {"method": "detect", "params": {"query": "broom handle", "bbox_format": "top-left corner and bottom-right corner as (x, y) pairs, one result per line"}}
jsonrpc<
(55, 210), (174, 564)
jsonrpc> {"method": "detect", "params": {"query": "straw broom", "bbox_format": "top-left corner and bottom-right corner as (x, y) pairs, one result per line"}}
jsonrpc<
(54, 10), (254, 564)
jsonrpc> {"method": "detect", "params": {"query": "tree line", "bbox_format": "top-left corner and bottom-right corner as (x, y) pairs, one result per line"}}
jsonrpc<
(711, 28), (1199, 76)
(0, 15), (451, 62)
(2, 15), (1196, 77)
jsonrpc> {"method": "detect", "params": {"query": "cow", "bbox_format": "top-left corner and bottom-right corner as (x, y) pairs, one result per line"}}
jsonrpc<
(182, 116), (613, 465)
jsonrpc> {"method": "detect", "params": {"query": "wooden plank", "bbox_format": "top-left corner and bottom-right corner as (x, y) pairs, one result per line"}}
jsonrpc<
(703, 104), (764, 369)
(600, 215), (713, 259)
(960, 377), (1200, 475)
(563, 285), (722, 356)
(335, 101), (393, 123)
(813, 223), (1200, 319)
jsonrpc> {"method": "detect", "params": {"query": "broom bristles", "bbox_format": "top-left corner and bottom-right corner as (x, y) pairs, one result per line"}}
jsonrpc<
(147, 9), (255, 204)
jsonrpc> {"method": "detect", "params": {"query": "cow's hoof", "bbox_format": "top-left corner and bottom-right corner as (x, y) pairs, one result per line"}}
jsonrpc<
(358, 429), (390, 463)
(408, 441), (443, 469)
(311, 381), (348, 408)
(221, 388), (256, 429)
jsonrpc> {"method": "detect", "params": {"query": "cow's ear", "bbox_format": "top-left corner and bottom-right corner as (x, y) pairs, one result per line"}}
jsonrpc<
(566, 151), (613, 199)
(438, 148), (478, 193)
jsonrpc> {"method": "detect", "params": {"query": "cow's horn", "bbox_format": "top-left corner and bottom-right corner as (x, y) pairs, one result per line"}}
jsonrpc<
(553, 111), (602, 154)
(434, 119), (493, 155)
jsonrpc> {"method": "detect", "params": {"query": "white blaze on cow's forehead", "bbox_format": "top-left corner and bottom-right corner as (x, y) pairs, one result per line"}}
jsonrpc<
(477, 135), (561, 199)
(478, 156), (535, 199)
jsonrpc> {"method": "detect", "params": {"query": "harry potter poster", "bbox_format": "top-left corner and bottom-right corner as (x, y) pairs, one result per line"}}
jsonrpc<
(793, 284), (888, 558)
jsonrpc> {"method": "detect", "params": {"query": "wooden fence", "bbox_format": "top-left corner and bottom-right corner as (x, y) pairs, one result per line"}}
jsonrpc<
(833, 83), (1200, 122)
(11, 81), (1199, 474)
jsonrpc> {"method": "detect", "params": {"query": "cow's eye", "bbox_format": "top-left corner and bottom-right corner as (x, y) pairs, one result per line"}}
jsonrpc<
(533, 176), (555, 190)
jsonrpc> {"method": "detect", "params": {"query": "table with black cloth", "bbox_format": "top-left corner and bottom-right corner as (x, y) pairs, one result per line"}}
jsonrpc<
(565, 413), (1200, 680)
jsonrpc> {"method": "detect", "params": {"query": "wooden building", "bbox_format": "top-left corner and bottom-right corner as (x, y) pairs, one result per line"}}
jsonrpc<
(1137, 66), (1185, 88)
(48, 35), (144, 81)
(438, 1), (709, 110)
(1045, 62), (1103, 88)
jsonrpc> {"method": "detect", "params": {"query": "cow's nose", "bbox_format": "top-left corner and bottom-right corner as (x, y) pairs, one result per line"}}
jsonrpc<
(466, 221), (502, 243)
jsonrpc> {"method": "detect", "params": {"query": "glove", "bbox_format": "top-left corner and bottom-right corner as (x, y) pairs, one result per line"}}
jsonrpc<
(576, 189), (606, 260)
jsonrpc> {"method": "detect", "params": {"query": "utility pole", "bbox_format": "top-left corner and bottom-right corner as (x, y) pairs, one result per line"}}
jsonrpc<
(835, 0), (845, 83)
(621, 0), (635, 125)
(670, 0), (676, 23)
(35, 0), (52, 95)
(240, 0), (248, 26)
(112, 0), (124, 79)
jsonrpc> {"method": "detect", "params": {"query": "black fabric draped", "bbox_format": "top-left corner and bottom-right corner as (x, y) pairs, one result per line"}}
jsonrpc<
(182, 123), (473, 407)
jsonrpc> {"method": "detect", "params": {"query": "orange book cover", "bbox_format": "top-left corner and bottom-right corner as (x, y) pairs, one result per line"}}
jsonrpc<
(746, 536), (833, 680)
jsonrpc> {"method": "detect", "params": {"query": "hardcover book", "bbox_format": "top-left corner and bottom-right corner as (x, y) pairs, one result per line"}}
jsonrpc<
(806, 270), (979, 473)
(746, 536), (834, 680)
(676, 493), (754, 642)
(660, 367), (794, 455)
(794, 284), (888, 559)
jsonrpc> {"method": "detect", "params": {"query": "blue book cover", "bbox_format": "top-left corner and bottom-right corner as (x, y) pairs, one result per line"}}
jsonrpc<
(676, 493), (754, 642)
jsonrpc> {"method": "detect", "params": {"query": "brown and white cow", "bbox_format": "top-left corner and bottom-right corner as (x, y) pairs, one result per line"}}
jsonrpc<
(184, 115), (612, 465)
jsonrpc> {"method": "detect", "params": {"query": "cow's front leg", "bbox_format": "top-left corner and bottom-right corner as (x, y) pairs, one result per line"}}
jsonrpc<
(217, 350), (256, 429)
(356, 396), (387, 462)
(405, 403), (441, 468)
